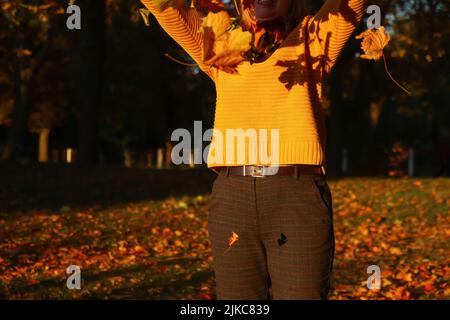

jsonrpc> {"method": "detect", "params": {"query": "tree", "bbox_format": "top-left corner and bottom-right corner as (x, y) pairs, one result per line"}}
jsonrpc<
(0, 1), (64, 161)
(72, 0), (106, 165)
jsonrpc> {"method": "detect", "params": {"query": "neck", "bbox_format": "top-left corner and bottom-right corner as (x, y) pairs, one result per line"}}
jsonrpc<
(257, 16), (286, 32)
(247, 17), (287, 64)
(253, 17), (287, 48)
(252, 16), (284, 33)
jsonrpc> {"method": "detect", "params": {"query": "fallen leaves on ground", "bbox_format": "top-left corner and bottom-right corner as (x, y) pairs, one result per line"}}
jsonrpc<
(0, 178), (448, 299)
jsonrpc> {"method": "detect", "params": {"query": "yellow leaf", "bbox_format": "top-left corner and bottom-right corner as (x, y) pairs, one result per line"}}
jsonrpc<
(175, 240), (184, 247)
(200, 11), (252, 73)
(355, 26), (390, 61)
(175, 230), (183, 237)
(200, 10), (231, 39)
(139, 8), (150, 26)
(178, 201), (188, 209)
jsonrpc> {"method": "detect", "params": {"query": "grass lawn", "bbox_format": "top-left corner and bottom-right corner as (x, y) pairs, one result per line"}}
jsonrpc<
(0, 165), (448, 299)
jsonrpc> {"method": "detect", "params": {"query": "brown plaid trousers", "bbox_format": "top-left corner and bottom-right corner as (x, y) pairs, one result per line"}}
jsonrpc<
(208, 168), (335, 300)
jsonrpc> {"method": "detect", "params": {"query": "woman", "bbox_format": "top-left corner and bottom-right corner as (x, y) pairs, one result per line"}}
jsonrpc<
(142, 0), (365, 299)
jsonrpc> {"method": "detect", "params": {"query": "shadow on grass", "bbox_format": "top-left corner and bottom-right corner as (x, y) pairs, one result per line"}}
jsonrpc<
(0, 162), (216, 214)
(6, 256), (214, 299)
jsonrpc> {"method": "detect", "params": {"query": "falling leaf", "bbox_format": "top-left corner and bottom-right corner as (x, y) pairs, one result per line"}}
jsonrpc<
(356, 26), (410, 95)
(228, 231), (239, 247)
(277, 233), (288, 246)
(355, 27), (390, 61)
(17, 49), (32, 57)
(139, 8), (151, 26)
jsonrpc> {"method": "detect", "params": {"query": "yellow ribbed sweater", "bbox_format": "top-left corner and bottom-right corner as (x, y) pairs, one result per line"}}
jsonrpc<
(141, 0), (365, 169)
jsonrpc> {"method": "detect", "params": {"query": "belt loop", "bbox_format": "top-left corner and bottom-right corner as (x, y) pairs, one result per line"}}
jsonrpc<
(226, 167), (230, 177)
(294, 165), (299, 179)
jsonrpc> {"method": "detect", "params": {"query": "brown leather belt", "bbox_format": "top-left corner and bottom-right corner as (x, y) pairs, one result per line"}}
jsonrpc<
(215, 164), (323, 177)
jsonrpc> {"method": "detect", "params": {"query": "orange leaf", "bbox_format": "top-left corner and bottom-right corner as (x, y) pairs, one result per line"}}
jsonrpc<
(423, 284), (435, 292)
(355, 26), (390, 61)
(198, 293), (213, 300)
(228, 231), (239, 247)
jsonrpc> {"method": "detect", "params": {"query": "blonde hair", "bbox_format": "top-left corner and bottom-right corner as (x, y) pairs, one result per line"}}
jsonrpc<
(237, 0), (307, 35)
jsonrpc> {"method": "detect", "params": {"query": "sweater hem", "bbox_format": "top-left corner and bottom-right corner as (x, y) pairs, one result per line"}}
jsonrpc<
(206, 140), (325, 168)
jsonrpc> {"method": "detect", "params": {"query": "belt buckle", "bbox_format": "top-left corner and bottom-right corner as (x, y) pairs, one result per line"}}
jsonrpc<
(248, 165), (265, 178)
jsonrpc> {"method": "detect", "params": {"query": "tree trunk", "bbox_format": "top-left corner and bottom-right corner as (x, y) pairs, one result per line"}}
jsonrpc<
(38, 128), (51, 163)
(3, 36), (30, 161)
(76, 0), (106, 166)
(355, 60), (377, 175)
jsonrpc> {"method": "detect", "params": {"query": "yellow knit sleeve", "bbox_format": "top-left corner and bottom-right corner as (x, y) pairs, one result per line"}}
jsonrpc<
(140, 0), (217, 82)
(311, 0), (366, 73)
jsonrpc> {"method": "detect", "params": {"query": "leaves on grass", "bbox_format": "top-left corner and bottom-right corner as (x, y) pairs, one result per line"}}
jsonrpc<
(0, 178), (448, 299)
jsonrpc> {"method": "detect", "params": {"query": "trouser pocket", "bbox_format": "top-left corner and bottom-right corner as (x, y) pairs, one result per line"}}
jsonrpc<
(311, 175), (333, 213)
(310, 175), (335, 278)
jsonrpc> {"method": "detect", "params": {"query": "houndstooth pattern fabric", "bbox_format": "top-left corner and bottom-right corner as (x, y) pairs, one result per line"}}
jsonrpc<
(208, 169), (334, 300)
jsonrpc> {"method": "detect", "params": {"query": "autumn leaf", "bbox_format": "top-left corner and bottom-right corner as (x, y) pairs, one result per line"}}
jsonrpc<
(139, 8), (151, 26)
(1, 2), (12, 11)
(423, 284), (435, 292)
(356, 26), (410, 95)
(228, 231), (239, 247)
(200, 10), (232, 42)
(17, 49), (32, 57)
(355, 26), (390, 61)
(200, 11), (252, 73)
(203, 29), (253, 74)
(224, 230), (239, 253)
(413, 180), (422, 188)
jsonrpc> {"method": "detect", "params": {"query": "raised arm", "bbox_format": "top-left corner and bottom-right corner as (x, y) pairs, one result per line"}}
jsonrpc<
(311, 0), (366, 72)
(140, 0), (217, 82)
